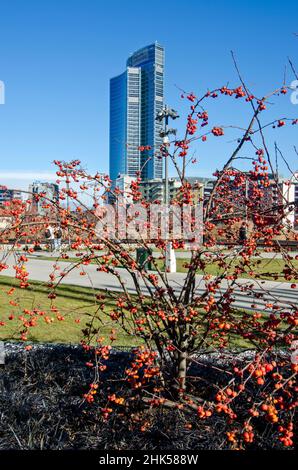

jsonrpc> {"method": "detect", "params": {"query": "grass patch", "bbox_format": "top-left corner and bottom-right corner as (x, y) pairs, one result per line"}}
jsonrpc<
(175, 257), (298, 282)
(0, 275), (255, 349)
(0, 275), (141, 346)
(0, 262), (290, 350)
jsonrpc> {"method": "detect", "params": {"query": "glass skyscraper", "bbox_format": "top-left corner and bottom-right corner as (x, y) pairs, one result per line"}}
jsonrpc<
(109, 42), (164, 181)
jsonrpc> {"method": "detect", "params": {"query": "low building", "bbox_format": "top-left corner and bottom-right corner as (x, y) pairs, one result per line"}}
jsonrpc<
(140, 178), (180, 202)
(28, 181), (59, 215)
(0, 187), (22, 205)
(140, 176), (209, 203)
(294, 177), (298, 230)
(203, 170), (298, 230)
(281, 172), (298, 229)
(108, 174), (136, 205)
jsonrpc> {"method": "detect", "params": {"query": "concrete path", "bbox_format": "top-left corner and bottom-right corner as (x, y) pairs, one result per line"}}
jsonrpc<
(26, 249), (298, 260)
(0, 254), (297, 313)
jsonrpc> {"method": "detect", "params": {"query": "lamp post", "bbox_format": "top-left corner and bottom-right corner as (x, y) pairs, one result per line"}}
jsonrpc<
(62, 163), (76, 249)
(156, 105), (179, 272)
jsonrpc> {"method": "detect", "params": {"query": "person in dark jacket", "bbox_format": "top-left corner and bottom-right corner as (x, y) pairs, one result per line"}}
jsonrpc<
(239, 223), (247, 243)
(45, 224), (55, 252)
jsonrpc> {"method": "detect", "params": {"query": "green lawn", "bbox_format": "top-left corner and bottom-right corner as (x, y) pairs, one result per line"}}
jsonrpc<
(175, 258), (298, 282)
(0, 274), (260, 349)
(1, 254), (294, 348)
(0, 275), (139, 346)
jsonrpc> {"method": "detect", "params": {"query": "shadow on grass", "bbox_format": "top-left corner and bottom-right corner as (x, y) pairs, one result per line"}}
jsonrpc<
(0, 275), (116, 307)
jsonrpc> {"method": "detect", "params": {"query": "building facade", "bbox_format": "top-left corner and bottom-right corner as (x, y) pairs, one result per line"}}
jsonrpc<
(28, 181), (59, 215)
(110, 42), (164, 182)
(140, 178), (180, 202)
(203, 171), (298, 230)
(294, 177), (298, 230)
(108, 174), (136, 205)
(140, 177), (207, 203)
(280, 173), (298, 230)
(0, 188), (22, 205)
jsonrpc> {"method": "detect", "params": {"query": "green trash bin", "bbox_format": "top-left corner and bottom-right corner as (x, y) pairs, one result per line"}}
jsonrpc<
(136, 247), (152, 271)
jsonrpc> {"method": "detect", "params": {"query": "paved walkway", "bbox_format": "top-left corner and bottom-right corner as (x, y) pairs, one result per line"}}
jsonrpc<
(2, 245), (298, 260)
(26, 249), (298, 260)
(1, 254), (297, 313)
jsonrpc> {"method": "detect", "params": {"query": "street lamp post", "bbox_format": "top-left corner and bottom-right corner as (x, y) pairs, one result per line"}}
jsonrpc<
(64, 166), (72, 248)
(156, 105), (179, 273)
(62, 164), (77, 249)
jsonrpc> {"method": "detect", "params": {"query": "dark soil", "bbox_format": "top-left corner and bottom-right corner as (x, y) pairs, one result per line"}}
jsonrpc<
(0, 342), (294, 450)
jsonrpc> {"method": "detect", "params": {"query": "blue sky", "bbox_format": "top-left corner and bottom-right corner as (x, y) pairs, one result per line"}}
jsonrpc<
(0, 0), (297, 189)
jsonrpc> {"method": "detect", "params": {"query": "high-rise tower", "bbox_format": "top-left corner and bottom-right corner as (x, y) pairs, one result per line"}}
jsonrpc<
(109, 42), (164, 182)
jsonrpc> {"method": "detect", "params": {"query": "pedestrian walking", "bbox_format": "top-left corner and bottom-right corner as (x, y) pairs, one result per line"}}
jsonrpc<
(54, 225), (63, 252)
(44, 224), (55, 252)
(239, 223), (247, 243)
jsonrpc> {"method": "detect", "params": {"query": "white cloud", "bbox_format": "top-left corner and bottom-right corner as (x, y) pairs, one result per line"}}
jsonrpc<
(0, 171), (57, 180)
(0, 171), (57, 190)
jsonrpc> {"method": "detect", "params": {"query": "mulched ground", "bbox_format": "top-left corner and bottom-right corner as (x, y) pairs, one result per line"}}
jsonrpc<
(0, 342), (293, 450)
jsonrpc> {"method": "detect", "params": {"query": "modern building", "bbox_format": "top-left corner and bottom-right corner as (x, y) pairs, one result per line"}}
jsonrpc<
(203, 171), (298, 230)
(0, 187), (22, 205)
(140, 178), (179, 202)
(279, 173), (298, 229)
(110, 42), (164, 182)
(28, 181), (59, 215)
(108, 174), (136, 205)
(140, 177), (207, 203)
(244, 174), (298, 229)
(294, 175), (298, 230)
